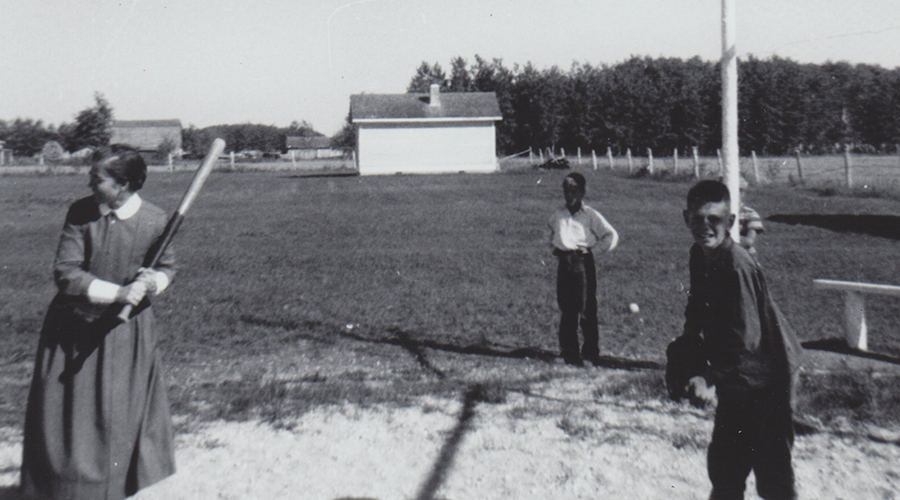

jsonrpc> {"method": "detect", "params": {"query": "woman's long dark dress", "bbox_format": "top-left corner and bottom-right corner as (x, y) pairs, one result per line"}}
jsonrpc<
(21, 195), (176, 500)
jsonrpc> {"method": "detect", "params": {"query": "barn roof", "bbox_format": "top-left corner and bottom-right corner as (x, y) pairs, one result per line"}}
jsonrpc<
(286, 136), (332, 149)
(350, 92), (502, 123)
(110, 119), (183, 152)
(112, 119), (182, 128)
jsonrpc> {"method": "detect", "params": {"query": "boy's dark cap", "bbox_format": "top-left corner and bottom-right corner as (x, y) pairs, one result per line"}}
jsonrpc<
(563, 172), (586, 190)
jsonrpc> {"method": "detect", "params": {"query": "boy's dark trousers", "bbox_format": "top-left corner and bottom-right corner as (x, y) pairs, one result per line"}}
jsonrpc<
(708, 385), (796, 500)
(555, 249), (599, 364)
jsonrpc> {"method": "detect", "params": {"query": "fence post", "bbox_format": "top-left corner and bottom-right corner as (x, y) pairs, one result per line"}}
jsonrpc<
(692, 146), (700, 179)
(794, 149), (803, 183)
(673, 147), (679, 173)
(751, 151), (759, 185)
(561, 147), (566, 159)
(606, 147), (613, 170)
(626, 148), (633, 173)
(844, 291), (868, 351)
(592, 150), (597, 170)
(529, 147), (534, 163)
(647, 148), (654, 175)
(538, 148), (544, 162)
(230, 151), (235, 169)
(843, 144), (853, 189)
(577, 147), (581, 165)
(168, 153), (174, 172)
(716, 149), (723, 175)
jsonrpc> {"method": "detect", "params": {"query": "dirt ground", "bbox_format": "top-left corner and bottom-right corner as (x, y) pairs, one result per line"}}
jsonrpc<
(0, 371), (897, 500)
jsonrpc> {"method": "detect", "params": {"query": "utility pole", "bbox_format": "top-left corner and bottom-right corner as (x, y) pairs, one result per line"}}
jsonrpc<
(721, 0), (741, 241)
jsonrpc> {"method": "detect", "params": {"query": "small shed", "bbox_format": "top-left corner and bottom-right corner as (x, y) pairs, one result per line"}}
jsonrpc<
(286, 136), (342, 159)
(109, 119), (183, 155)
(350, 85), (502, 175)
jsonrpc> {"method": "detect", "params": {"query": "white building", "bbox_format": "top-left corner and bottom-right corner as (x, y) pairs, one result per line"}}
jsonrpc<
(350, 85), (502, 175)
(286, 136), (343, 159)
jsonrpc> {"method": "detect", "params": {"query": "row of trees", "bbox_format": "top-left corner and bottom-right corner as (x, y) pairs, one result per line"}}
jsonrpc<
(0, 93), (327, 159)
(182, 121), (323, 158)
(7, 55), (897, 159)
(407, 55), (900, 156)
(0, 93), (114, 157)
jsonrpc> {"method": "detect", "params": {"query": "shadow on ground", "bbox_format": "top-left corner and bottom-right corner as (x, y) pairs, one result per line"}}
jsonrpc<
(237, 314), (665, 374)
(801, 338), (900, 365)
(380, 328), (662, 374)
(330, 384), (491, 500)
(280, 171), (359, 179)
(767, 214), (900, 240)
(412, 385), (483, 500)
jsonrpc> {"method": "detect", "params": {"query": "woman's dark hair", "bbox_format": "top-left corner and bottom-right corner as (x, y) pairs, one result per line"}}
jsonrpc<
(93, 144), (147, 191)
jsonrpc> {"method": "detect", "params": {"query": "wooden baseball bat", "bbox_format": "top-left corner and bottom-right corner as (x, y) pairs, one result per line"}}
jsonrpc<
(117, 138), (226, 322)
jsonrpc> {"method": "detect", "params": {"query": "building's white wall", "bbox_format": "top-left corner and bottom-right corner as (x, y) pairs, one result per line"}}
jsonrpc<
(357, 121), (497, 175)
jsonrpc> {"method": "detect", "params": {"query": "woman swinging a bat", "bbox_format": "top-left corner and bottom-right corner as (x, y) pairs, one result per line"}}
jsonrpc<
(21, 145), (177, 499)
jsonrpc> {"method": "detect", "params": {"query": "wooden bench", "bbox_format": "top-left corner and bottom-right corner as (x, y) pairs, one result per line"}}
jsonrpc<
(813, 279), (900, 351)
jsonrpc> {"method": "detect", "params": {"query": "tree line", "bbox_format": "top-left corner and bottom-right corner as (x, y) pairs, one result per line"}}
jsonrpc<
(0, 93), (326, 159)
(5, 56), (898, 160)
(0, 93), (114, 158)
(407, 55), (900, 156)
(182, 121), (322, 158)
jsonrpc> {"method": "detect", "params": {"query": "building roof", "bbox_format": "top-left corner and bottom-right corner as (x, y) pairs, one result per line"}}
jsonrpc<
(350, 92), (502, 123)
(110, 120), (182, 152)
(112, 119), (182, 128)
(286, 136), (332, 149)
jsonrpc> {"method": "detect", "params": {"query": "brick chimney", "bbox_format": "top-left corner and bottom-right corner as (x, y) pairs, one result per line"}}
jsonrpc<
(429, 83), (441, 108)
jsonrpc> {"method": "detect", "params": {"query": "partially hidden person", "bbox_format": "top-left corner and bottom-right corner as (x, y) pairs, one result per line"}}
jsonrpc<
(738, 203), (765, 259)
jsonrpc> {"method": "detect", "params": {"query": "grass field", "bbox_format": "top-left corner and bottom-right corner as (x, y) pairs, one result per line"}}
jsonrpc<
(2, 167), (900, 435)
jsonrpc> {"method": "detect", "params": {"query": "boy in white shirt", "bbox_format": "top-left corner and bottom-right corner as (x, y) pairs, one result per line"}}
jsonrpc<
(548, 173), (619, 366)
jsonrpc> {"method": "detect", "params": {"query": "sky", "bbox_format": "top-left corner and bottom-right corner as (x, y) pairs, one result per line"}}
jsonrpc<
(2, 0), (899, 136)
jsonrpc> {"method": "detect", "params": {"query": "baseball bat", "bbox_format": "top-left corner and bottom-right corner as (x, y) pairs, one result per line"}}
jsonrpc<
(117, 138), (226, 322)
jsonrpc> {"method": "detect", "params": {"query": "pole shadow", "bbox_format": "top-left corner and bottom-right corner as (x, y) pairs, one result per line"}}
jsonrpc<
(379, 328), (664, 371)
(278, 171), (359, 179)
(238, 314), (664, 374)
(801, 338), (900, 365)
(382, 328), (560, 364)
(767, 214), (900, 240)
(414, 385), (483, 500)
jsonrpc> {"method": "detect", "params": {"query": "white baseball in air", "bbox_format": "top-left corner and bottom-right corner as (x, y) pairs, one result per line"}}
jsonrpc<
(629, 302), (640, 314)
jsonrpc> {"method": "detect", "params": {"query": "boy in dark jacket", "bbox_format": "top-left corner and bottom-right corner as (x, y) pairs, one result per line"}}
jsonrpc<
(669, 180), (802, 500)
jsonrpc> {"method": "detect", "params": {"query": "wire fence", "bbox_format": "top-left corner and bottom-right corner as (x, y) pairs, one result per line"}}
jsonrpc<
(500, 146), (900, 194)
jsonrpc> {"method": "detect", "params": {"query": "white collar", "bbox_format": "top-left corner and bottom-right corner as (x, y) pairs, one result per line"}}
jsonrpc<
(99, 193), (142, 220)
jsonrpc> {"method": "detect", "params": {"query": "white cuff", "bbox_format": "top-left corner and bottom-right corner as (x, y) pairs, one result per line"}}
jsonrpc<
(152, 271), (170, 294)
(87, 279), (121, 304)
